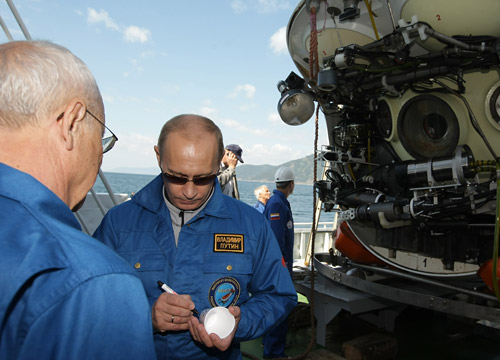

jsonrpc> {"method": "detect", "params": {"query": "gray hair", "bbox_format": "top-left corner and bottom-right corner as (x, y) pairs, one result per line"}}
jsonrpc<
(254, 185), (268, 200)
(157, 114), (224, 161)
(0, 41), (102, 129)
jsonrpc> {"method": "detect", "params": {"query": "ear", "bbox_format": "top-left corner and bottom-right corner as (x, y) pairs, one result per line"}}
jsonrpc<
(57, 100), (86, 151)
(154, 145), (161, 167)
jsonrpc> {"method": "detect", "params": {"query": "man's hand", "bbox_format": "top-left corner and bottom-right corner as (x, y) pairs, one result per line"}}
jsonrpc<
(152, 292), (197, 332)
(188, 306), (241, 351)
(226, 151), (238, 168)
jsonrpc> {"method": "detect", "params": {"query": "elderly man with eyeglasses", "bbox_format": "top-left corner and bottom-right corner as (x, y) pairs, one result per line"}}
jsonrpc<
(94, 114), (298, 360)
(0, 41), (156, 360)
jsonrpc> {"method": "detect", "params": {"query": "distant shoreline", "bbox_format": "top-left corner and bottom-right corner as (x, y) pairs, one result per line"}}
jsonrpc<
(105, 153), (319, 185)
(102, 171), (314, 186)
(238, 179), (314, 186)
(94, 172), (320, 224)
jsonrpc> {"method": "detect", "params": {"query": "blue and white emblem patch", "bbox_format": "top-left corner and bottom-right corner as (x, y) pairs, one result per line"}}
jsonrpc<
(208, 277), (240, 307)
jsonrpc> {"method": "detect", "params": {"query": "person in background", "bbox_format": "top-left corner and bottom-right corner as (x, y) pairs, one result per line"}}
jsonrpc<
(93, 115), (297, 359)
(253, 185), (271, 213)
(0, 41), (156, 360)
(262, 166), (296, 359)
(218, 144), (243, 199)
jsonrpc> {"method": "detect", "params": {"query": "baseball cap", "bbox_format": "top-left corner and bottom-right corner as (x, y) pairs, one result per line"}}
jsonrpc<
(225, 144), (244, 163)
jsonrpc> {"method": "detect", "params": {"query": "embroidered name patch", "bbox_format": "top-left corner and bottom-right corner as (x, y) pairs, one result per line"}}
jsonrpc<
(214, 234), (244, 253)
(209, 277), (241, 307)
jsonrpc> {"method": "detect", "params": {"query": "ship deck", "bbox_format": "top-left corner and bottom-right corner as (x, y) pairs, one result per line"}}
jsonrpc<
(240, 293), (500, 360)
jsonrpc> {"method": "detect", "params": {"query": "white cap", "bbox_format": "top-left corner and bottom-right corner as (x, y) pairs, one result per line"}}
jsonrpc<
(274, 166), (295, 183)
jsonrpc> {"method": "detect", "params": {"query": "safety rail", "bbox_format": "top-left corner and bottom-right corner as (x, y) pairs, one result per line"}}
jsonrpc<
(293, 222), (335, 263)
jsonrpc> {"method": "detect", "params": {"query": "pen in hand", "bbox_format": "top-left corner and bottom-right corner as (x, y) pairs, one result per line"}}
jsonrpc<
(157, 280), (200, 316)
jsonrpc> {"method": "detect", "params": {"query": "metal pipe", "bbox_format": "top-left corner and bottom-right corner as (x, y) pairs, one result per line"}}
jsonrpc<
(90, 188), (108, 216)
(6, 0), (31, 40)
(350, 261), (498, 302)
(0, 15), (13, 41)
(358, 66), (451, 91)
(98, 168), (119, 206)
(385, 0), (396, 31)
(424, 27), (493, 52)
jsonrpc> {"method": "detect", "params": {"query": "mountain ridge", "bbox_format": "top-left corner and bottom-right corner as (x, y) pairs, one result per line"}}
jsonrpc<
(110, 154), (321, 184)
(236, 154), (320, 184)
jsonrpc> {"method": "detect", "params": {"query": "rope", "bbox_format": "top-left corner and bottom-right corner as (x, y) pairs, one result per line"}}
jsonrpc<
(309, 5), (320, 83)
(244, 4), (323, 357)
(259, 95), (322, 360)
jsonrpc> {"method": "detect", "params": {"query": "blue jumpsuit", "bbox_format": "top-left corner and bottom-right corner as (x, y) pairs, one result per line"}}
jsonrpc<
(262, 189), (294, 358)
(264, 190), (294, 273)
(93, 175), (297, 360)
(253, 200), (265, 214)
(0, 163), (157, 360)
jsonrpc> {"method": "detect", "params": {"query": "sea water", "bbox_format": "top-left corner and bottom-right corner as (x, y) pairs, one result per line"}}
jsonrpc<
(93, 172), (336, 225)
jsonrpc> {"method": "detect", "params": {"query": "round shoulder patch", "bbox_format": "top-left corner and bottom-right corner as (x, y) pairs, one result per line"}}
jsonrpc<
(208, 277), (241, 307)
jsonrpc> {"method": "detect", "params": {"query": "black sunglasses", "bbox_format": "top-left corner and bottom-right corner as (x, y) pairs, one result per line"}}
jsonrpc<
(162, 172), (218, 186)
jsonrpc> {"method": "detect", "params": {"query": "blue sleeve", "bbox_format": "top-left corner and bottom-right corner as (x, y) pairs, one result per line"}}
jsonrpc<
(93, 212), (159, 311)
(20, 274), (157, 360)
(93, 211), (119, 249)
(234, 220), (298, 341)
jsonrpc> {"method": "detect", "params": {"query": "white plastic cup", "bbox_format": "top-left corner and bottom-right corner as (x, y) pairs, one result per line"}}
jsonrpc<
(199, 306), (236, 339)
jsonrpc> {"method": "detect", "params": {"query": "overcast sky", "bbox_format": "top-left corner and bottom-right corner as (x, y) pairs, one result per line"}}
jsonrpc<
(0, 0), (328, 173)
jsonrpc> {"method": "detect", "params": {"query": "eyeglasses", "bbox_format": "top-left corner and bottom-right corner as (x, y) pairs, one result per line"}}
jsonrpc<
(86, 109), (118, 153)
(161, 171), (218, 186)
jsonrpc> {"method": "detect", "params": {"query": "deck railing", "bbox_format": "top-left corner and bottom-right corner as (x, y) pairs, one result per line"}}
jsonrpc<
(293, 222), (336, 262)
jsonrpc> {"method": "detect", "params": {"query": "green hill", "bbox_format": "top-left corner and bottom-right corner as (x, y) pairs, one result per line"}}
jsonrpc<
(110, 154), (324, 183)
(236, 154), (322, 184)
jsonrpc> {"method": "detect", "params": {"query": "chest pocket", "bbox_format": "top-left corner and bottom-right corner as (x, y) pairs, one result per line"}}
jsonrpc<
(119, 251), (166, 271)
(202, 253), (252, 275)
(118, 251), (166, 300)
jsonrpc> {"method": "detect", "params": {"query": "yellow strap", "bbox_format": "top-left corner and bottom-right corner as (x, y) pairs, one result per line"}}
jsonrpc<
(364, 0), (380, 40)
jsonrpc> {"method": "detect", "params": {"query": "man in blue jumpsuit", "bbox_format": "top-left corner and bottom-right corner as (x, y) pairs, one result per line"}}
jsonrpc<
(94, 115), (298, 360)
(253, 185), (271, 214)
(262, 166), (295, 358)
(0, 41), (156, 359)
